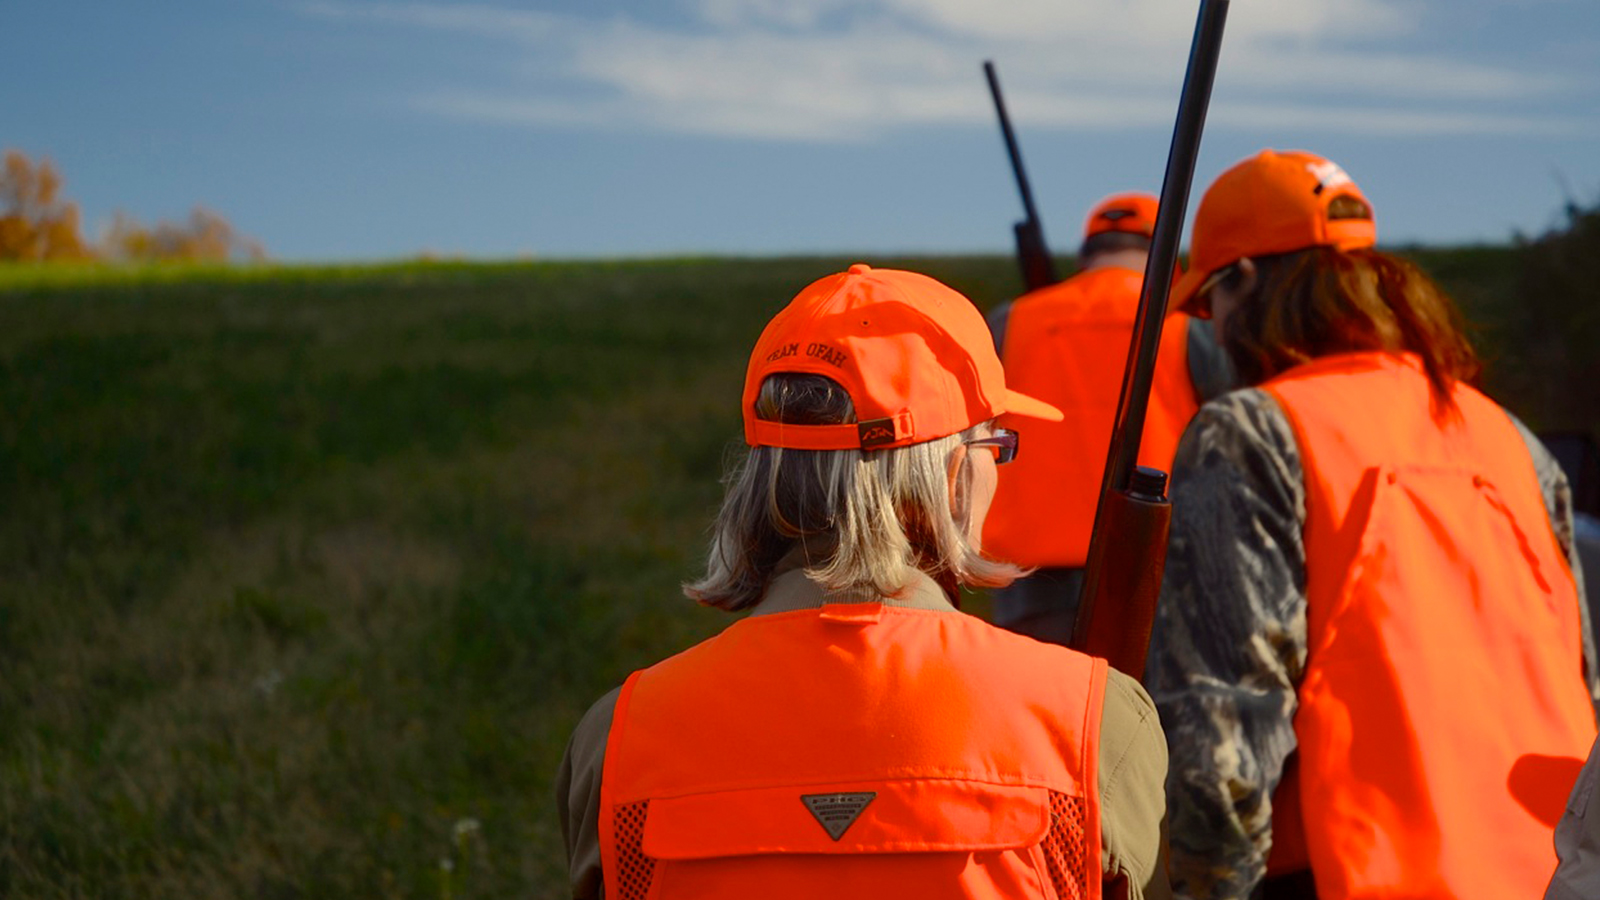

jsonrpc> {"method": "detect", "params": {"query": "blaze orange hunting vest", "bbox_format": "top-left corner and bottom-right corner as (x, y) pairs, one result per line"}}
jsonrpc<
(599, 602), (1108, 900)
(986, 267), (1199, 568)
(1260, 352), (1594, 899)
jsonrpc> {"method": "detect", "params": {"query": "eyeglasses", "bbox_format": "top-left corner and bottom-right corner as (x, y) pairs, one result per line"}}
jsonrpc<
(1192, 263), (1238, 320)
(964, 428), (1019, 465)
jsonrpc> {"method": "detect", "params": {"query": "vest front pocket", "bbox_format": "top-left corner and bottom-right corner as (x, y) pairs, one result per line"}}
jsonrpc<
(627, 778), (1081, 899)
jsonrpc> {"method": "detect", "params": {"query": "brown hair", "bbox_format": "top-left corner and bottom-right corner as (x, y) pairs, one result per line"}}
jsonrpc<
(1218, 246), (1481, 415)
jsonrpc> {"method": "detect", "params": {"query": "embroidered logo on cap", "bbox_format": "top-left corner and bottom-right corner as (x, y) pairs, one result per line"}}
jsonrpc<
(1307, 160), (1353, 195)
(857, 418), (897, 448)
(801, 792), (876, 840)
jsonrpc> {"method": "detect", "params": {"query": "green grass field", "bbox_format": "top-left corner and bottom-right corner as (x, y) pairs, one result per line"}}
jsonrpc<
(0, 255), (1042, 898)
(0, 248), (1576, 898)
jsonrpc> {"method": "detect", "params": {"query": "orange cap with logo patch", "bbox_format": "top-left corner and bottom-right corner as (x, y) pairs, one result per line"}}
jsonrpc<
(1172, 149), (1378, 314)
(743, 264), (1063, 451)
(1084, 192), (1159, 240)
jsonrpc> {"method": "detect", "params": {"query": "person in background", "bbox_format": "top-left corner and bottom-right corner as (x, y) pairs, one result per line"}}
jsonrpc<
(556, 264), (1172, 899)
(984, 193), (1232, 645)
(1547, 732), (1600, 899)
(1146, 148), (1599, 900)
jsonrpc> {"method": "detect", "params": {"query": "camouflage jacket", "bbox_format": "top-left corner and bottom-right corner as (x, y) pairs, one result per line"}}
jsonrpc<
(1145, 386), (1597, 900)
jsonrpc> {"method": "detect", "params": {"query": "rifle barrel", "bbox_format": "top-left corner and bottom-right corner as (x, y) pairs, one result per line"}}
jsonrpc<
(983, 61), (1045, 229)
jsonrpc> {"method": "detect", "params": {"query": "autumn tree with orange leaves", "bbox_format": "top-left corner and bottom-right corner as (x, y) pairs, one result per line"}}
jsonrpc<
(1, 148), (266, 263)
(0, 150), (93, 261)
(101, 208), (266, 263)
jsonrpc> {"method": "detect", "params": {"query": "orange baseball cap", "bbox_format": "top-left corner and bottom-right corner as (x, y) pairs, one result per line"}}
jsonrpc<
(743, 264), (1063, 451)
(1084, 192), (1159, 239)
(1172, 149), (1377, 314)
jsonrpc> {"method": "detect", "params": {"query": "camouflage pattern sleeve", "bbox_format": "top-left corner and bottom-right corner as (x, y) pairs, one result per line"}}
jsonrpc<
(1144, 388), (1307, 900)
(1509, 415), (1599, 716)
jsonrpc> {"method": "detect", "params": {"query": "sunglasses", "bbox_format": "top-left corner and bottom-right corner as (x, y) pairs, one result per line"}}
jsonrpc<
(963, 428), (1019, 465)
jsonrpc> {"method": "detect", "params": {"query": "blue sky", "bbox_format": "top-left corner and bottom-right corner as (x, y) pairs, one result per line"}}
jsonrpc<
(5, 0), (1597, 262)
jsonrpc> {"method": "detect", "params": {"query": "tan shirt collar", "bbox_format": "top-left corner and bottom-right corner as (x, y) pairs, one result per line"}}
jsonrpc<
(748, 545), (958, 617)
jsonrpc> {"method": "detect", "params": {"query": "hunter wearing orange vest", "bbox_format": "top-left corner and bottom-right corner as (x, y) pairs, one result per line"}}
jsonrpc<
(1145, 149), (1600, 900)
(984, 193), (1232, 645)
(556, 264), (1173, 899)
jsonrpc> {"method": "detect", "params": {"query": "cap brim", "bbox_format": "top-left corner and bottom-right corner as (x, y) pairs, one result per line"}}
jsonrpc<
(1004, 389), (1064, 422)
(1170, 266), (1210, 317)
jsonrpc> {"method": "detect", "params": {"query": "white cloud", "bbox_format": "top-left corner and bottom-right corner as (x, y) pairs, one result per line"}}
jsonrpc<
(695, 0), (855, 30)
(301, 0), (1591, 140)
(298, 1), (561, 41)
(1212, 101), (1585, 137)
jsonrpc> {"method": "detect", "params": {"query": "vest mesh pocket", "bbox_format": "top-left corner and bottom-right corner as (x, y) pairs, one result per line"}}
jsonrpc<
(1043, 791), (1090, 899)
(614, 801), (656, 900)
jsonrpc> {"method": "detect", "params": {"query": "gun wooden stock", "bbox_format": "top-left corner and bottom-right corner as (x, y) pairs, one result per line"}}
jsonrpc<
(1070, 0), (1229, 677)
(1076, 476), (1171, 678)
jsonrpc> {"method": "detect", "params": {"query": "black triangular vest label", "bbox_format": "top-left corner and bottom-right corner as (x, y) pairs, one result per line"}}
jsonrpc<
(801, 792), (876, 841)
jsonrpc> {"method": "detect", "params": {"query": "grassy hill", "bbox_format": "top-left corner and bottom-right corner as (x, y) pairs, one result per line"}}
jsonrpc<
(0, 255), (1035, 898)
(0, 248), (1574, 897)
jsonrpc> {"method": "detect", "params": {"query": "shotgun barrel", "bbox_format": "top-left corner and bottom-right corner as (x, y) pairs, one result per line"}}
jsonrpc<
(984, 60), (1059, 292)
(1071, 0), (1231, 678)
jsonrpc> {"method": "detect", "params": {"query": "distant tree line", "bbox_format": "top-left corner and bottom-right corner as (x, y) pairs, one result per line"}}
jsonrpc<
(0, 149), (264, 263)
(1507, 194), (1600, 438)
